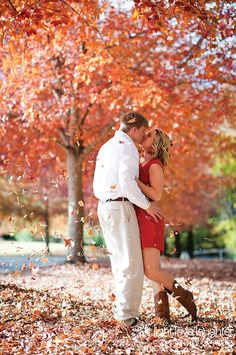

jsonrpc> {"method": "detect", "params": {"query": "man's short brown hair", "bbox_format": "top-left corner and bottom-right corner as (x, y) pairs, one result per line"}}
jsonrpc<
(120, 112), (148, 133)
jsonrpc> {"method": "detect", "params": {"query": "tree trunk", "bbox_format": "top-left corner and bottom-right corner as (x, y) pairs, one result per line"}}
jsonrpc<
(174, 230), (181, 258)
(186, 228), (194, 259)
(67, 147), (85, 263)
(45, 199), (50, 254)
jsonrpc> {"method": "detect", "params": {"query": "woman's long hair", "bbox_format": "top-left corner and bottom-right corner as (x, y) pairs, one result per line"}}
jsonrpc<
(152, 129), (171, 166)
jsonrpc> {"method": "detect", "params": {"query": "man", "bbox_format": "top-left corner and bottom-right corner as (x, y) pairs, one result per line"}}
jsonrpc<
(93, 112), (162, 326)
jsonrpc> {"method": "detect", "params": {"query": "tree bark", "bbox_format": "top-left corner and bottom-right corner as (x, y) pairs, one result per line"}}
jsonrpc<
(45, 199), (50, 254)
(174, 230), (181, 258)
(67, 147), (85, 263)
(186, 228), (194, 259)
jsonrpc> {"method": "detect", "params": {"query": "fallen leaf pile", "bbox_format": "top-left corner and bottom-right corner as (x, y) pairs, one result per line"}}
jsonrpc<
(0, 258), (235, 354)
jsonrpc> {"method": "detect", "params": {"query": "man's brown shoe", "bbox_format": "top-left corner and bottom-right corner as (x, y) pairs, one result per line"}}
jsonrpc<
(121, 317), (138, 327)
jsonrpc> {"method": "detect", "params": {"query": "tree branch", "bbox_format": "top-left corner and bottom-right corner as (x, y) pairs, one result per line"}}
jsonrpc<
(79, 80), (113, 128)
(84, 120), (115, 156)
(79, 102), (92, 128)
(58, 0), (128, 72)
(177, 34), (206, 69)
(57, 127), (75, 151)
(51, 84), (63, 102)
(8, 0), (18, 14)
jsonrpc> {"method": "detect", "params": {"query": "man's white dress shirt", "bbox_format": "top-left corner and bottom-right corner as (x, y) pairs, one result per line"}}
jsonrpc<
(93, 130), (149, 210)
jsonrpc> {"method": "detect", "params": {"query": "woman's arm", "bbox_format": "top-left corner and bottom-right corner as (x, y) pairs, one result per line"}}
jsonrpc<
(137, 164), (164, 202)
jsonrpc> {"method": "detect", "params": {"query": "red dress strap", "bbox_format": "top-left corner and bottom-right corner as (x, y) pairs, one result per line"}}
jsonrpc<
(147, 158), (164, 171)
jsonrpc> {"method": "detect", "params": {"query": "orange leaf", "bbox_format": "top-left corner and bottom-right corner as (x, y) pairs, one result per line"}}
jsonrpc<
(64, 239), (75, 248)
(87, 228), (94, 236)
(92, 263), (99, 270)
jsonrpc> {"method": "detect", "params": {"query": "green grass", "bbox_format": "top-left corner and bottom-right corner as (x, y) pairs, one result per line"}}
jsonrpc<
(4, 228), (106, 247)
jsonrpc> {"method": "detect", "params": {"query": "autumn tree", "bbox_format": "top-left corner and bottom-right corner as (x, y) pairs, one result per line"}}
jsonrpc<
(0, 2), (235, 262)
(0, 10), (161, 262)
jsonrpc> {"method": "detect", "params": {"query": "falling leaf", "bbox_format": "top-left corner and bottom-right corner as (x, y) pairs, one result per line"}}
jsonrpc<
(90, 245), (97, 253)
(64, 239), (75, 248)
(41, 257), (49, 263)
(109, 293), (116, 301)
(92, 263), (99, 270)
(29, 262), (35, 269)
(87, 228), (94, 236)
(132, 9), (139, 20)
(31, 266), (40, 275)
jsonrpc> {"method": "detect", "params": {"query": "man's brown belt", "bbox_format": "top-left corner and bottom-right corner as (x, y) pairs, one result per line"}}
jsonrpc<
(105, 197), (129, 202)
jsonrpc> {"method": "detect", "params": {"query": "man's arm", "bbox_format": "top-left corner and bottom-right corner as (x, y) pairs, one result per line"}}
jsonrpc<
(118, 146), (150, 210)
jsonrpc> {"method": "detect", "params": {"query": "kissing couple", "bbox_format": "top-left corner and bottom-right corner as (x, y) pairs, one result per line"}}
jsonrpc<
(93, 112), (197, 327)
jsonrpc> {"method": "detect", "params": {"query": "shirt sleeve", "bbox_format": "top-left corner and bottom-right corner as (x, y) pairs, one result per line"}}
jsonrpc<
(118, 144), (150, 209)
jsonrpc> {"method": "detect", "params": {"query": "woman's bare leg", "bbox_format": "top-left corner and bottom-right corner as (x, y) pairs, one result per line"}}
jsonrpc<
(143, 248), (197, 322)
(151, 280), (163, 294)
(143, 248), (175, 291)
(151, 261), (163, 293)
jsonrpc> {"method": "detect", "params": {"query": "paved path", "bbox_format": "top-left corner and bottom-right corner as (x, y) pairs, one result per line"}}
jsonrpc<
(0, 255), (110, 273)
(0, 240), (110, 273)
(0, 255), (67, 273)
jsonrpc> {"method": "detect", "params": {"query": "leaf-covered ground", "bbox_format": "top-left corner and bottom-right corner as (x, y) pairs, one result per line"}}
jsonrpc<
(0, 258), (235, 354)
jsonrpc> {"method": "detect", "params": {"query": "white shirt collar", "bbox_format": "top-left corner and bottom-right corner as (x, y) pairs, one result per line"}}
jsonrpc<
(114, 130), (135, 145)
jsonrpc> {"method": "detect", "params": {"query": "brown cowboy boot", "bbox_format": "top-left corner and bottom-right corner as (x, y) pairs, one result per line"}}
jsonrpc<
(171, 280), (197, 322)
(154, 290), (171, 325)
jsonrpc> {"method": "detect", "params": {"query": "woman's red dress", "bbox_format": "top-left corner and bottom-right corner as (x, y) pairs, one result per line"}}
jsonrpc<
(135, 158), (165, 254)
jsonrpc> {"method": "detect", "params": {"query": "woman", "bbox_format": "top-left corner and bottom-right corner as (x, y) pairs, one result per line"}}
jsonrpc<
(135, 128), (197, 325)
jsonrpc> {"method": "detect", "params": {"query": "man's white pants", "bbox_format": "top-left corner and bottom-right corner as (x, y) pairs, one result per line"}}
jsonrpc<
(97, 200), (144, 321)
